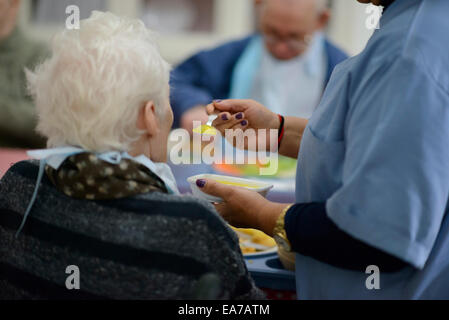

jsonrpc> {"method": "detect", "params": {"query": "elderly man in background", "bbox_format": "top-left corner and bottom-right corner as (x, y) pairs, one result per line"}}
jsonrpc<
(0, 0), (48, 148)
(170, 0), (347, 132)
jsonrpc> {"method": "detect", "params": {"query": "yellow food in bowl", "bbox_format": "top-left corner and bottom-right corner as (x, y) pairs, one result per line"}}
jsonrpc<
(214, 180), (260, 189)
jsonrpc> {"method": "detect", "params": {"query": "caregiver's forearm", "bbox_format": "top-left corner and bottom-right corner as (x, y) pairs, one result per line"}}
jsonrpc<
(278, 116), (308, 159)
(284, 203), (410, 272)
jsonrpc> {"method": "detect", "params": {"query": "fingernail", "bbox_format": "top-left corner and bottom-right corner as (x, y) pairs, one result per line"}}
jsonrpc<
(221, 114), (228, 121)
(196, 179), (206, 188)
(236, 113), (243, 120)
(241, 120), (248, 126)
(213, 99), (222, 104)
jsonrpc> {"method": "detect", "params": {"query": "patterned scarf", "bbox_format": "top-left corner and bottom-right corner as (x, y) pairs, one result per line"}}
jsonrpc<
(46, 152), (168, 200)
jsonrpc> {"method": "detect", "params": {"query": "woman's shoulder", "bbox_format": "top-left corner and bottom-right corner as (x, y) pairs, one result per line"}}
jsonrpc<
(0, 160), (262, 299)
(1, 159), (239, 247)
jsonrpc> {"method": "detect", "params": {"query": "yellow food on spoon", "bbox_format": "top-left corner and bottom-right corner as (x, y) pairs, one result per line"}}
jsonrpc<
(192, 124), (217, 135)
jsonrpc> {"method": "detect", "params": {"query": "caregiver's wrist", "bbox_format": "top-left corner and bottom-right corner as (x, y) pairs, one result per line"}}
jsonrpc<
(256, 202), (292, 237)
(269, 112), (281, 131)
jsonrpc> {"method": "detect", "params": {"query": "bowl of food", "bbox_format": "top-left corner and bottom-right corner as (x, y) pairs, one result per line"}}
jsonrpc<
(187, 174), (273, 203)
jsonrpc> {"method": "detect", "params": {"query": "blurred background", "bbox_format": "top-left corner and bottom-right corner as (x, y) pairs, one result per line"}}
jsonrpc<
(1, 0), (377, 180)
(19, 0), (375, 64)
(1, 0), (378, 264)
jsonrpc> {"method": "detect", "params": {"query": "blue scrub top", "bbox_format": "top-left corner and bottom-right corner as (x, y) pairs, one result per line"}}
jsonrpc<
(295, 0), (449, 299)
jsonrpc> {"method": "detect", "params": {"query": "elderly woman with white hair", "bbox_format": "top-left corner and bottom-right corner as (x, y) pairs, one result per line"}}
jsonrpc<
(0, 12), (263, 300)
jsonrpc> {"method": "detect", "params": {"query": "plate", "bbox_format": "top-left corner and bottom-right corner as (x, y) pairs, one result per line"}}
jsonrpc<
(232, 227), (278, 257)
(243, 246), (278, 258)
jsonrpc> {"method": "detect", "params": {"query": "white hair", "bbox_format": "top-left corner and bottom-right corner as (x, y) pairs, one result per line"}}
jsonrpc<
(27, 11), (171, 152)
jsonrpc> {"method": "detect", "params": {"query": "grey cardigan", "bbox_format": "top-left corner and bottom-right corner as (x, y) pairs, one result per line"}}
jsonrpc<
(0, 160), (264, 300)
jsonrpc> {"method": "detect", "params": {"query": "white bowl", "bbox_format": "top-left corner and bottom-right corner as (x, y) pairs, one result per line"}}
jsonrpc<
(187, 174), (273, 203)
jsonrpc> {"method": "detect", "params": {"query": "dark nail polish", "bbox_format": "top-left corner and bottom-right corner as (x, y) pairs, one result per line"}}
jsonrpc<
(221, 114), (228, 121)
(236, 113), (243, 120)
(196, 179), (206, 188)
(241, 120), (248, 126)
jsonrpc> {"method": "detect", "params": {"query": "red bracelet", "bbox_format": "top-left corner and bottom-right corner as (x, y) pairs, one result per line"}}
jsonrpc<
(278, 114), (285, 148)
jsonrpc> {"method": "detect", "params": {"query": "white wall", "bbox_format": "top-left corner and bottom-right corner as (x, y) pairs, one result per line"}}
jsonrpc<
(327, 0), (375, 56)
(18, 0), (376, 63)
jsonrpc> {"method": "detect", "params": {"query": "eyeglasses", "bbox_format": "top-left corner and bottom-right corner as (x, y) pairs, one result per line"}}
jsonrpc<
(264, 33), (312, 51)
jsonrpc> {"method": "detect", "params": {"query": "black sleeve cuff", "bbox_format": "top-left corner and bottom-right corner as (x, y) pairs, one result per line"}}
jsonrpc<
(284, 202), (410, 272)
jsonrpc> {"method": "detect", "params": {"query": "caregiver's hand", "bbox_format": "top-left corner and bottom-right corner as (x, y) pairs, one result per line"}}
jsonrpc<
(196, 178), (291, 236)
(207, 99), (280, 132)
(206, 99), (280, 152)
(206, 99), (308, 158)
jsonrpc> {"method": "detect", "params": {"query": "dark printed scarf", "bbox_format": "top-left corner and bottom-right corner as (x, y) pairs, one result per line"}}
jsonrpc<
(46, 152), (168, 200)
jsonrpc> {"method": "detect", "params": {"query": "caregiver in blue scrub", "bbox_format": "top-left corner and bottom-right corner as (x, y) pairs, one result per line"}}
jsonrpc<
(197, 0), (449, 299)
